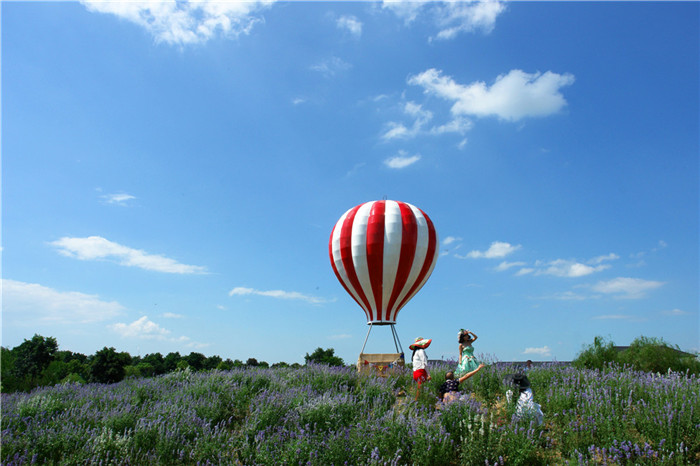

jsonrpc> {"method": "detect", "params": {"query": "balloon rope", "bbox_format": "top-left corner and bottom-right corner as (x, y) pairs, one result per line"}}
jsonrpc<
(360, 324), (373, 354)
(391, 324), (404, 356)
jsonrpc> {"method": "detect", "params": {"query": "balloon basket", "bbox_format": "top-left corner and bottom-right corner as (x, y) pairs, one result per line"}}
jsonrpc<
(357, 353), (404, 376)
(356, 323), (405, 375)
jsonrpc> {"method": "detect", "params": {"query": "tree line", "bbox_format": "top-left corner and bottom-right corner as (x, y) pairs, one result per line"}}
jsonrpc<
(1, 334), (345, 393)
(572, 335), (699, 374)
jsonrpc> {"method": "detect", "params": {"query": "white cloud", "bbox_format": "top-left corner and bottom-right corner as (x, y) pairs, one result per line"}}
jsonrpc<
(50, 236), (207, 274)
(593, 314), (633, 320)
(431, 0), (506, 40)
(516, 268), (535, 276)
(590, 277), (665, 299)
(463, 241), (521, 259)
(588, 253), (619, 265)
(442, 236), (461, 246)
(292, 97), (306, 105)
(408, 68), (574, 121)
(80, 0), (273, 46)
(537, 259), (610, 278)
(102, 193), (136, 206)
(661, 308), (691, 316)
(430, 116), (473, 135)
(229, 286), (330, 304)
(384, 151), (421, 169)
(537, 291), (587, 301)
(592, 314), (648, 323)
(162, 312), (184, 319)
(109, 315), (207, 347)
(110, 316), (171, 339)
(310, 56), (352, 77)
(381, 0), (425, 24)
(381, 101), (433, 140)
(495, 261), (526, 272)
(2, 279), (124, 324)
(328, 334), (352, 340)
(337, 15), (362, 37)
(523, 346), (551, 356)
(382, 0), (506, 39)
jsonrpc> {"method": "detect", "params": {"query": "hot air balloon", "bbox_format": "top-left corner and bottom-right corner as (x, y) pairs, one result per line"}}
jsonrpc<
(329, 200), (439, 363)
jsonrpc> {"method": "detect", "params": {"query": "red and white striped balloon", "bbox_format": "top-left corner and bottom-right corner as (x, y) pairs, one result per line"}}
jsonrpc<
(329, 200), (439, 324)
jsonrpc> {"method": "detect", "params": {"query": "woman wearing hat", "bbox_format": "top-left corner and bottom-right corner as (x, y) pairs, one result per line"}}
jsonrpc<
(455, 329), (480, 377)
(410, 337), (432, 401)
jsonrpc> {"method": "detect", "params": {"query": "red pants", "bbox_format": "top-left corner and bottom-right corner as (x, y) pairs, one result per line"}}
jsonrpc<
(413, 369), (428, 383)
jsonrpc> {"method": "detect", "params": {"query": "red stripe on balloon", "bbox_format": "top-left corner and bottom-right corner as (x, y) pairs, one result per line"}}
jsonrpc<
(339, 205), (374, 320)
(385, 202), (417, 320)
(329, 222), (369, 322)
(366, 201), (386, 322)
(395, 208), (437, 313)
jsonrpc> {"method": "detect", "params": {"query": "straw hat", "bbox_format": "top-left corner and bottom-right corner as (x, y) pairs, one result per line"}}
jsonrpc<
(409, 337), (432, 350)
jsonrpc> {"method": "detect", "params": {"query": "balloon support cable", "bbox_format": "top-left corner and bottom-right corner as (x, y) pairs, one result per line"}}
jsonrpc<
(359, 323), (404, 356)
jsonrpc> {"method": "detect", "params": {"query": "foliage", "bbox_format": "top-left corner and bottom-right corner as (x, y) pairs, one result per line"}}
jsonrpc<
(573, 335), (700, 375)
(304, 347), (345, 366)
(2, 363), (698, 465)
(572, 335), (619, 370)
(89, 347), (132, 384)
(619, 336), (700, 374)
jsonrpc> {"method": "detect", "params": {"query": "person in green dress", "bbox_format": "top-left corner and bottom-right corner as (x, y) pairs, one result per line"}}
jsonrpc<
(455, 329), (480, 377)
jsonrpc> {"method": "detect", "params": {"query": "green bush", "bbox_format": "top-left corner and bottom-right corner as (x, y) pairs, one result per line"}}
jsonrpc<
(572, 335), (618, 370)
(618, 336), (700, 374)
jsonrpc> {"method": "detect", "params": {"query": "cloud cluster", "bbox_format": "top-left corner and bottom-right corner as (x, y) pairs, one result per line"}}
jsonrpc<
(229, 286), (330, 304)
(51, 236), (207, 274)
(409, 68), (575, 121)
(590, 277), (665, 299)
(337, 15), (362, 37)
(382, 0), (506, 39)
(80, 0), (273, 45)
(460, 241), (521, 259)
(110, 316), (208, 348)
(101, 193), (136, 206)
(80, 1), (505, 47)
(445, 238), (665, 300)
(310, 56), (352, 78)
(384, 150), (421, 169)
(381, 100), (471, 141)
(2, 279), (124, 324)
(523, 346), (551, 356)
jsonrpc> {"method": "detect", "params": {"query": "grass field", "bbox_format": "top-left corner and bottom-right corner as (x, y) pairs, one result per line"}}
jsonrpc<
(2, 361), (698, 465)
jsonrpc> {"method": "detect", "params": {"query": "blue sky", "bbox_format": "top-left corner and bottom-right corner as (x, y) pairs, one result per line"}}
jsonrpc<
(3, 1), (698, 365)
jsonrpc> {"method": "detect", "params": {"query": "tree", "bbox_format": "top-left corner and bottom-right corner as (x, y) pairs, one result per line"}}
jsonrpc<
(217, 359), (234, 371)
(1, 347), (17, 392)
(12, 334), (58, 380)
(246, 358), (259, 367)
(89, 347), (132, 384)
(142, 353), (166, 375)
(164, 352), (182, 373)
(618, 336), (700, 374)
(204, 355), (222, 371)
(572, 336), (618, 370)
(304, 347), (344, 366)
(184, 352), (206, 371)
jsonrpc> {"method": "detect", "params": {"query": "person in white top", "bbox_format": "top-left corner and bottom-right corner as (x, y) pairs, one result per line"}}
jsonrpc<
(506, 373), (544, 425)
(410, 337), (432, 401)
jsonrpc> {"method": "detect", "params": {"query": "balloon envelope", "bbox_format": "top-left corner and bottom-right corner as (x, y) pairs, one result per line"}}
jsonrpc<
(329, 200), (438, 324)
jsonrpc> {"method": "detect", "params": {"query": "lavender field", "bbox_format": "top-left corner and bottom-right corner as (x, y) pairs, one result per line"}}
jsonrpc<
(2, 362), (698, 465)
